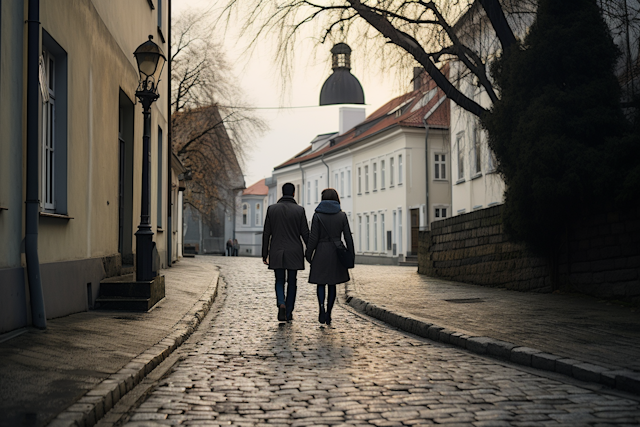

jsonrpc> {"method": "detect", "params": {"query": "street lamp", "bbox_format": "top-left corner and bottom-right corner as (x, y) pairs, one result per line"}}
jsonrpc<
(134, 35), (166, 282)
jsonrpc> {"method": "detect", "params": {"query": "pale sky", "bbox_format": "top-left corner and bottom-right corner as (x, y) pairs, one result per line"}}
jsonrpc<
(172, 1), (408, 188)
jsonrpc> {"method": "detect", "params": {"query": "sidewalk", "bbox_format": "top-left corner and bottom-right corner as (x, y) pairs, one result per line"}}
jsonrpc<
(0, 257), (219, 427)
(345, 264), (640, 395)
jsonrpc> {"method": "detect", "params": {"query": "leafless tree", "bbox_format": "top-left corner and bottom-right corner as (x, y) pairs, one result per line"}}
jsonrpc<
(171, 8), (267, 225)
(225, 0), (538, 118)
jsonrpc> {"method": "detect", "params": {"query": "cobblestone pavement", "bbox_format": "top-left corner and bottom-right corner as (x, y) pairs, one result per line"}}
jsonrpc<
(123, 257), (640, 426)
(348, 266), (640, 373)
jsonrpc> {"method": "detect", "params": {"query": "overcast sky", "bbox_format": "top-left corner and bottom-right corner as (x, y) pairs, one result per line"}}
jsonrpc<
(172, 1), (408, 188)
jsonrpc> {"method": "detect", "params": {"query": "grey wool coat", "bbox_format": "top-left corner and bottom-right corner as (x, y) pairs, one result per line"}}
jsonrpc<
(305, 200), (355, 285)
(262, 196), (310, 270)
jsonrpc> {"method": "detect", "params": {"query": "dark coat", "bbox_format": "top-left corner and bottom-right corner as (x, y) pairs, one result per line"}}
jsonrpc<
(305, 200), (355, 285)
(262, 196), (309, 270)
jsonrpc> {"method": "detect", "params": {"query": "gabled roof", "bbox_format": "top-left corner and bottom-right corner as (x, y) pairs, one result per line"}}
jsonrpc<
(274, 65), (449, 170)
(243, 178), (268, 196)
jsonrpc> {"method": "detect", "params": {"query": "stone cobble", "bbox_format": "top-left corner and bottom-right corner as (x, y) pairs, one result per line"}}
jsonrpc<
(123, 257), (640, 426)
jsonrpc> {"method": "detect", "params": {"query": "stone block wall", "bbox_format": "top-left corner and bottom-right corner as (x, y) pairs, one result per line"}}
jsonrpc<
(419, 204), (640, 303)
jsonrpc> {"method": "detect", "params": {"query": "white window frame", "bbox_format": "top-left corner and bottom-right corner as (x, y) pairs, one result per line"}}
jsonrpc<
(357, 167), (362, 194)
(255, 203), (261, 226)
(381, 213), (385, 251)
(456, 132), (465, 181)
(314, 179), (319, 203)
(42, 51), (56, 210)
(364, 165), (369, 193)
(390, 157), (395, 186)
(381, 160), (386, 189)
(340, 171), (345, 196)
(242, 203), (248, 225)
(373, 163), (377, 191)
(434, 205), (449, 220)
(307, 181), (311, 204)
(347, 170), (351, 197)
(373, 214), (378, 251)
(434, 153), (447, 180)
(398, 154), (403, 185)
(358, 215), (362, 252)
(366, 215), (370, 251)
(472, 124), (482, 176)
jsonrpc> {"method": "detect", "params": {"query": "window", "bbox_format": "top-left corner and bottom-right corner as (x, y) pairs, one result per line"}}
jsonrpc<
(373, 163), (377, 191)
(456, 132), (465, 180)
(334, 173), (339, 188)
(307, 181), (311, 204)
(381, 160), (386, 189)
(347, 170), (351, 196)
(314, 180), (318, 203)
(365, 165), (369, 192)
(398, 155), (403, 184)
(358, 216), (362, 252)
(357, 167), (362, 194)
(488, 149), (497, 172)
(366, 215), (370, 251)
(472, 124), (482, 175)
(157, 0), (163, 28)
(381, 214), (385, 251)
(157, 127), (163, 228)
(255, 203), (261, 225)
(296, 184), (300, 203)
(373, 214), (378, 251)
(398, 208), (403, 254)
(434, 154), (447, 180)
(340, 171), (345, 196)
(40, 32), (68, 214)
(435, 207), (448, 219)
(390, 157), (395, 186)
(242, 203), (248, 225)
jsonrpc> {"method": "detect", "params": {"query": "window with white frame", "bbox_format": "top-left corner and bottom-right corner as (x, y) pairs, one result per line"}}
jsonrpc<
(296, 184), (300, 203)
(381, 213), (385, 251)
(340, 171), (344, 196)
(456, 132), (465, 180)
(381, 160), (386, 189)
(373, 163), (377, 191)
(242, 203), (248, 225)
(40, 33), (68, 214)
(364, 165), (369, 192)
(366, 215), (370, 250)
(357, 167), (362, 194)
(347, 170), (351, 196)
(398, 208), (403, 253)
(358, 216), (362, 252)
(398, 155), (403, 184)
(390, 157), (395, 186)
(314, 180), (318, 203)
(334, 173), (338, 188)
(373, 214), (378, 251)
(42, 50), (56, 210)
(488, 148), (498, 172)
(472, 124), (482, 175)
(434, 153), (447, 180)
(255, 203), (261, 225)
(434, 206), (448, 219)
(307, 181), (311, 204)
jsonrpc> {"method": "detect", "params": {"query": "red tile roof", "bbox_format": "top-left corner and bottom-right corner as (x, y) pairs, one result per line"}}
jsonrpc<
(274, 66), (450, 170)
(243, 178), (268, 196)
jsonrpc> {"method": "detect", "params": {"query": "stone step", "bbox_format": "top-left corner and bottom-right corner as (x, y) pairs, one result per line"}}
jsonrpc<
(96, 274), (165, 311)
(398, 261), (418, 267)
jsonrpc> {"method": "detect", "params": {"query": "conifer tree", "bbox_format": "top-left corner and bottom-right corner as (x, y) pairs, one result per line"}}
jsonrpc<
(482, 0), (629, 254)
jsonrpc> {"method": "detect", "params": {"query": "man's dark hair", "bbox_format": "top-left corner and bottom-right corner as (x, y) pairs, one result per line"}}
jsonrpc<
(321, 188), (340, 204)
(282, 182), (295, 196)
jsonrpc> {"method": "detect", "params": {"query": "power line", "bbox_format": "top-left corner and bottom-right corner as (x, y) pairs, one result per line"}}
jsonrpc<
(218, 104), (370, 110)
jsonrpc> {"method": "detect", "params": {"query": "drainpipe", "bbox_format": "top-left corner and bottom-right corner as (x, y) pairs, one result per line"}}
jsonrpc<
(166, 0), (172, 267)
(320, 153), (330, 189)
(25, 0), (47, 329)
(422, 118), (430, 230)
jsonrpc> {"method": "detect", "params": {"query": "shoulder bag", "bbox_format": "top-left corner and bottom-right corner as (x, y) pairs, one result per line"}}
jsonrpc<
(316, 214), (354, 269)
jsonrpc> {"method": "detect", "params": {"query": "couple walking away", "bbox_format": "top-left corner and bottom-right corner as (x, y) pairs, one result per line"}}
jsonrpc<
(262, 182), (355, 325)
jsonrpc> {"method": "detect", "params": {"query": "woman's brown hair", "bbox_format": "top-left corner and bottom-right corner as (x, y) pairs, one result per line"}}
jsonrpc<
(321, 188), (340, 204)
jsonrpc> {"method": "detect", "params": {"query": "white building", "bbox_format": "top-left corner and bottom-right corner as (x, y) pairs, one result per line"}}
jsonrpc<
(235, 179), (269, 256)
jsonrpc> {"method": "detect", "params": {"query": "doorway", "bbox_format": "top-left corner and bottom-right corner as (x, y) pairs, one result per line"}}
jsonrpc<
(410, 208), (420, 255)
(118, 90), (134, 266)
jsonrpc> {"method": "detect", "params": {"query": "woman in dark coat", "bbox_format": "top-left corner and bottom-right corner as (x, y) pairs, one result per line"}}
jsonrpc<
(305, 188), (355, 325)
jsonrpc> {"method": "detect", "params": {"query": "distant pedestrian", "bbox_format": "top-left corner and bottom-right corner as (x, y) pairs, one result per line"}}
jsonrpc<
(226, 239), (233, 257)
(233, 239), (239, 256)
(305, 188), (354, 325)
(262, 183), (309, 321)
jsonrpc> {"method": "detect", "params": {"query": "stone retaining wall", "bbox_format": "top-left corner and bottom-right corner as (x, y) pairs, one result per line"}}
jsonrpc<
(418, 204), (640, 303)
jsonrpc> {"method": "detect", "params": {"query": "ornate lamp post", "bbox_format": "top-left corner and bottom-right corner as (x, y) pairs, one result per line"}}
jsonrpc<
(134, 35), (166, 281)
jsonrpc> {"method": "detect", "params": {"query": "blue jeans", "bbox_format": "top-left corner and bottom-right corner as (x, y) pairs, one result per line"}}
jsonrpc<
(274, 269), (297, 317)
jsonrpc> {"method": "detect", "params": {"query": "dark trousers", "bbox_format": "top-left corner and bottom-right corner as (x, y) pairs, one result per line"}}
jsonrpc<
(317, 284), (336, 316)
(274, 269), (297, 317)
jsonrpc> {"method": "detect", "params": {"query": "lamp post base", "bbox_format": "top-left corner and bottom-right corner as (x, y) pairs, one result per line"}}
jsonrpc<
(135, 227), (154, 282)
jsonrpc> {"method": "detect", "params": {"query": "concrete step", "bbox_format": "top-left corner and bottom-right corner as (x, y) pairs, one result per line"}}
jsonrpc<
(96, 274), (165, 311)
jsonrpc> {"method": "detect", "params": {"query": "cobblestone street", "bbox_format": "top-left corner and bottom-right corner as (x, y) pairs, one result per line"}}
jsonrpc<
(123, 257), (640, 426)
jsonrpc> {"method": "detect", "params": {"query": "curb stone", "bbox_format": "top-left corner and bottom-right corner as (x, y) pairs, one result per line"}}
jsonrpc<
(344, 283), (640, 396)
(47, 273), (220, 427)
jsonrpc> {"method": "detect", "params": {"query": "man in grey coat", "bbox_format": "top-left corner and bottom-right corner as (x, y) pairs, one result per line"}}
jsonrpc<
(262, 183), (310, 321)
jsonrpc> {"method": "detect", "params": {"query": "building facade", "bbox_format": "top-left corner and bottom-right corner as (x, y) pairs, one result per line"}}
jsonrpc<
(235, 179), (268, 256)
(0, 0), (171, 333)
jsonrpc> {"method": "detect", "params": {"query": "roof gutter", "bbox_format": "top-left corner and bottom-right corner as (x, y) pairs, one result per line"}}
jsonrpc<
(25, 0), (47, 329)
